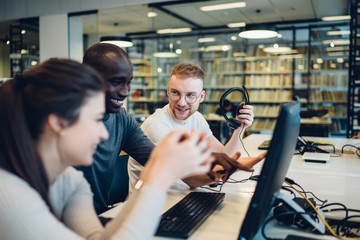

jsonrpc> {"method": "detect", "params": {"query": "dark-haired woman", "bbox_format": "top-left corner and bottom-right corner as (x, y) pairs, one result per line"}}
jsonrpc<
(0, 59), (213, 239)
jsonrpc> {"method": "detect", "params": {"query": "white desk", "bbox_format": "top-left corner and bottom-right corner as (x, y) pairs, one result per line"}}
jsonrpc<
(102, 134), (360, 240)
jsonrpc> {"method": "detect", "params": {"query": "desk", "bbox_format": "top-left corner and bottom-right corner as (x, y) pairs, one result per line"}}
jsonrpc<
(101, 134), (360, 240)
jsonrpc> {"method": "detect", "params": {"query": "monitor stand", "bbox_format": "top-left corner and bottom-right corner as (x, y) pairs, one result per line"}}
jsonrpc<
(252, 193), (326, 240)
(275, 192), (326, 234)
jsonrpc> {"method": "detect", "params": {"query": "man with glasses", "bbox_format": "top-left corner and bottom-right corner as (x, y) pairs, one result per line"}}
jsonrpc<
(129, 62), (260, 191)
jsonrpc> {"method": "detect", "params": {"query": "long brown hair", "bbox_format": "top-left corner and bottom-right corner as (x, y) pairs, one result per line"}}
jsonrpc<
(0, 59), (105, 210)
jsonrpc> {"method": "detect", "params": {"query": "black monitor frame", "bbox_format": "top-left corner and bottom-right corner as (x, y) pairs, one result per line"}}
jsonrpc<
(238, 101), (302, 240)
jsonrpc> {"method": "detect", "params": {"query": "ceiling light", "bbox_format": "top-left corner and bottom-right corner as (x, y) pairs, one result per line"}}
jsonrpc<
(323, 39), (350, 45)
(316, 58), (324, 64)
(199, 45), (232, 52)
(239, 25), (278, 39)
(321, 15), (351, 21)
(227, 22), (246, 28)
(21, 30), (26, 34)
(263, 46), (292, 54)
(100, 36), (133, 47)
(156, 28), (192, 34)
(153, 52), (178, 58)
(175, 49), (182, 54)
(147, 11), (157, 18)
(231, 36), (237, 40)
(198, 37), (216, 43)
(327, 30), (350, 35)
(200, 2), (246, 11)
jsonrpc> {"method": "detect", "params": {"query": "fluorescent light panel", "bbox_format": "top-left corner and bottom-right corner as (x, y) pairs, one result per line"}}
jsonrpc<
(327, 30), (350, 35)
(323, 39), (350, 45)
(321, 15), (350, 21)
(147, 11), (157, 17)
(153, 52), (178, 58)
(200, 2), (246, 11)
(227, 22), (246, 28)
(198, 37), (216, 43)
(156, 28), (192, 34)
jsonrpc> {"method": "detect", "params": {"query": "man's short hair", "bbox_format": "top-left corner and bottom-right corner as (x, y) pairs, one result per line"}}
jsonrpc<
(170, 62), (205, 80)
(83, 43), (130, 74)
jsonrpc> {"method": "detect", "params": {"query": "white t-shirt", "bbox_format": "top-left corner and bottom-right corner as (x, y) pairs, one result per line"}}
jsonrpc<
(0, 167), (166, 240)
(128, 104), (212, 192)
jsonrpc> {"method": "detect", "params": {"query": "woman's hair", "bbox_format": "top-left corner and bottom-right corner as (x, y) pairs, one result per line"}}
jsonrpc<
(0, 58), (105, 210)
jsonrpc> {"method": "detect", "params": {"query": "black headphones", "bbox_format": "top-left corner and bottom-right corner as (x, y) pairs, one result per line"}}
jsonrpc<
(219, 86), (250, 130)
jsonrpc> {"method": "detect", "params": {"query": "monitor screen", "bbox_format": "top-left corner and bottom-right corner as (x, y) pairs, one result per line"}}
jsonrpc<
(238, 100), (301, 240)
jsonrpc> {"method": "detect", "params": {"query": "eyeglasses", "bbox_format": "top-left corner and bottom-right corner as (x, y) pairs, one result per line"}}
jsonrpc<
(168, 90), (203, 104)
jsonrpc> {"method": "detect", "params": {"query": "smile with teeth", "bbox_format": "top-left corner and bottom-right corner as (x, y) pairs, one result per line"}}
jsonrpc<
(111, 98), (124, 105)
(176, 108), (188, 113)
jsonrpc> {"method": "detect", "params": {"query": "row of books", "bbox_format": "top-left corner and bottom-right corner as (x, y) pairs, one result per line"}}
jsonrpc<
(253, 105), (281, 118)
(133, 64), (153, 75)
(310, 74), (347, 87)
(203, 59), (294, 73)
(204, 89), (293, 102)
(245, 75), (292, 88)
(248, 119), (277, 131)
(309, 105), (347, 118)
(310, 90), (347, 102)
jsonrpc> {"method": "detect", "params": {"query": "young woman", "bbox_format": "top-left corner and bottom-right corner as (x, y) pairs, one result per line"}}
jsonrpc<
(0, 59), (214, 239)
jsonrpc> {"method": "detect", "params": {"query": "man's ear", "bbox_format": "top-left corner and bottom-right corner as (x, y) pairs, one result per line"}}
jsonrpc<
(199, 89), (205, 103)
(47, 114), (68, 135)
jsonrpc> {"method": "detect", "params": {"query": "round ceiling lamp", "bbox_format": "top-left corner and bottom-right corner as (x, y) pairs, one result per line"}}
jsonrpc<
(100, 36), (133, 47)
(239, 25), (278, 39)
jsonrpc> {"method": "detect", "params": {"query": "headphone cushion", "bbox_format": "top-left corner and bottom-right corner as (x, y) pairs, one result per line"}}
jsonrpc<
(227, 118), (241, 129)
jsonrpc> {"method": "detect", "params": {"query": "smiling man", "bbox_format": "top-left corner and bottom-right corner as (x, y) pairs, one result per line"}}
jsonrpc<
(128, 62), (261, 191)
(77, 43), (155, 214)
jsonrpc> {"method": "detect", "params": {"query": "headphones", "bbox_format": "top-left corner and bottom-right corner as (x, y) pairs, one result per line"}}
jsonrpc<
(219, 86), (250, 130)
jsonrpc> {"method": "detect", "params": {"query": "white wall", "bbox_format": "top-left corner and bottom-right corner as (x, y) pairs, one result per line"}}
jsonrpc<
(39, 14), (68, 62)
(69, 16), (83, 62)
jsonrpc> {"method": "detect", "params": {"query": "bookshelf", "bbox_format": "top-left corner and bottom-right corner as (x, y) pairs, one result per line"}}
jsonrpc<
(347, 0), (360, 138)
(126, 22), (350, 135)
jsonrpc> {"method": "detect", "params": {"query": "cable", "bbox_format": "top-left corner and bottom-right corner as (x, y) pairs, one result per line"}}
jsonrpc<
(261, 211), (315, 240)
(285, 181), (360, 240)
(238, 126), (250, 158)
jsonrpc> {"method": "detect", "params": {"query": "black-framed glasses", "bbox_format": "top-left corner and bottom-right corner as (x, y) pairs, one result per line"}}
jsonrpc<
(168, 90), (203, 104)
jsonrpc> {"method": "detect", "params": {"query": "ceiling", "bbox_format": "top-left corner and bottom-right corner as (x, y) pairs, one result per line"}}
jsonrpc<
(82, 0), (350, 37)
(0, 0), (350, 47)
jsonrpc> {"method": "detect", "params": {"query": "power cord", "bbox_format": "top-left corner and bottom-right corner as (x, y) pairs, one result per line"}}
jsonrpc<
(284, 181), (360, 239)
(261, 211), (315, 240)
(238, 125), (250, 158)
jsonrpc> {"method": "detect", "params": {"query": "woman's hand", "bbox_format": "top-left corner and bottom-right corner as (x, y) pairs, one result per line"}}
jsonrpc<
(140, 129), (215, 192)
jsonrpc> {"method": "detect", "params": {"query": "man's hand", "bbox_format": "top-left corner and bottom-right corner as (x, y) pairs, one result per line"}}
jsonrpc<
(236, 103), (254, 129)
(208, 151), (266, 183)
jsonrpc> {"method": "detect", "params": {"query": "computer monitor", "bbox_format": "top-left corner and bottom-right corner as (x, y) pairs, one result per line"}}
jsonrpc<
(238, 100), (301, 240)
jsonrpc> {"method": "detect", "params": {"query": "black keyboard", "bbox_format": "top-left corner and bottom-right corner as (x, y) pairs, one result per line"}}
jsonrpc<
(258, 139), (271, 150)
(155, 192), (225, 238)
